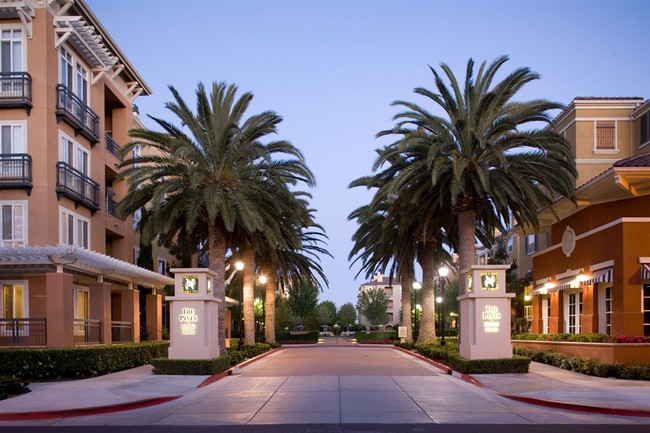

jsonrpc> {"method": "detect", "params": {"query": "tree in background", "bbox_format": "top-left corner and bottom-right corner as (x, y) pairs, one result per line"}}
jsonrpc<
(316, 301), (337, 326)
(337, 303), (357, 332)
(274, 295), (293, 331)
(357, 287), (389, 329)
(287, 281), (319, 328)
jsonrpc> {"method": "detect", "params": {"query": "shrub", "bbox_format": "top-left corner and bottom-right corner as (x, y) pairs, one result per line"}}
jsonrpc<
(0, 341), (169, 381)
(227, 343), (272, 366)
(151, 355), (231, 375)
(447, 355), (530, 374)
(275, 331), (318, 344)
(0, 375), (30, 400)
(512, 333), (609, 343)
(355, 331), (397, 343)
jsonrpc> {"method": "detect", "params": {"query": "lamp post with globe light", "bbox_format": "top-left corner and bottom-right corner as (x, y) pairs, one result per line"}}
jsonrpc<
(235, 261), (244, 348)
(438, 266), (449, 346)
(412, 281), (421, 340)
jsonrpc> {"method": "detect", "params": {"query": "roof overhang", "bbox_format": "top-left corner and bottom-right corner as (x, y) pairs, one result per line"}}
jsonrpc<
(0, 244), (174, 288)
(0, 0), (35, 38)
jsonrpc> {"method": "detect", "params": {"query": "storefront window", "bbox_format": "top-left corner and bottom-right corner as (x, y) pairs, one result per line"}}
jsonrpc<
(566, 291), (583, 334)
(643, 285), (650, 337)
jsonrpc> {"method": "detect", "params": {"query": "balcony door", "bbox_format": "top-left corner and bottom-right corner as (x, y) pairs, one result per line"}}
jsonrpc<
(0, 28), (23, 96)
(60, 134), (89, 195)
(0, 123), (24, 179)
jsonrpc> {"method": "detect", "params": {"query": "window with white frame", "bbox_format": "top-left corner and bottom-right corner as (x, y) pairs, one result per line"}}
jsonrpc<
(0, 122), (24, 153)
(59, 47), (89, 103)
(565, 290), (583, 334)
(59, 132), (90, 195)
(157, 258), (167, 275)
(541, 296), (550, 334)
(133, 144), (141, 168)
(0, 28), (24, 97)
(507, 237), (514, 254)
(59, 207), (89, 248)
(1, 281), (27, 320)
(643, 284), (650, 337)
(595, 121), (616, 150)
(1, 201), (26, 246)
(640, 112), (650, 148)
(132, 208), (141, 230)
(525, 234), (537, 255)
(73, 286), (89, 336)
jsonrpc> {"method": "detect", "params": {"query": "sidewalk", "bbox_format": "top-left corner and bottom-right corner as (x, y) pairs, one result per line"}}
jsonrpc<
(0, 346), (649, 423)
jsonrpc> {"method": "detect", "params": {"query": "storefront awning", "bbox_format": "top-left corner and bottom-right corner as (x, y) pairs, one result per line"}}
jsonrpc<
(581, 268), (613, 286)
(642, 264), (650, 281)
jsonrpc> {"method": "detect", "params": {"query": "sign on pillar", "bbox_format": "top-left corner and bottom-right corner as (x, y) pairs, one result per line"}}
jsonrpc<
(457, 265), (514, 360)
(167, 268), (221, 359)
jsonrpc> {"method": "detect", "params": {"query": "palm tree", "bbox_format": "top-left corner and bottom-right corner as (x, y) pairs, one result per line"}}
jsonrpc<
(384, 56), (577, 292)
(118, 81), (293, 354)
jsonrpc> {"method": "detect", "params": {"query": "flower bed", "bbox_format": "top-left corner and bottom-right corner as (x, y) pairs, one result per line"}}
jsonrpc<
(512, 338), (650, 364)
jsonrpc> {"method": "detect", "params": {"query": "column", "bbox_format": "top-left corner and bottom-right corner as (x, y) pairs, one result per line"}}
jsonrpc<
(90, 281), (112, 344)
(45, 272), (74, 347)
(146, 292), (163, 340)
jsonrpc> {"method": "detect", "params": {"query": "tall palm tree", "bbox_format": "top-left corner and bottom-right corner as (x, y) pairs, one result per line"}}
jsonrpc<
(118, 81), (292, 354)
(384, 56), (577, 292)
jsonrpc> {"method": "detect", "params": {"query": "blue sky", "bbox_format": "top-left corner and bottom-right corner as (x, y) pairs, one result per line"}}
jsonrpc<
(87, 0), (649, 308)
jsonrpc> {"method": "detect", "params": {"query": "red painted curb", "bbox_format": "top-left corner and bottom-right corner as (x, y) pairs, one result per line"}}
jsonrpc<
(501, 394), (650, 418)
(0, 396), (181, 421)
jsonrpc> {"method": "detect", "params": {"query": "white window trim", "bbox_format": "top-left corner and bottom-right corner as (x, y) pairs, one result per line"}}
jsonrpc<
(564, 289), (582, 334)
(59, 130), (90, 176)
(59, 46), (90, 105)
(593, 120), (618, 153)
(59, 206), (91, 248)
(0, 120), (26, 153)
(541, 297), (549, 334)
(0, 280), (28, 318)
(157, 257), (167, 275)
(0, 200), (27, 246)
(0, 26), (26, 71)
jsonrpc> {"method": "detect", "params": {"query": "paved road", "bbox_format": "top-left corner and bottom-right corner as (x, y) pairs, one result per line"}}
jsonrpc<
(2, 345), (650, 432)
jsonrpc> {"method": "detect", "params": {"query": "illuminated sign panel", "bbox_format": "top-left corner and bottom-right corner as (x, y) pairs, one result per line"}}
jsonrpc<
(466, 274), (473, 292)
(182, 276), (199, 294)
(480, 272), (498, 291)
(482, 305), (501, 333)
(179, 307), (199, 335)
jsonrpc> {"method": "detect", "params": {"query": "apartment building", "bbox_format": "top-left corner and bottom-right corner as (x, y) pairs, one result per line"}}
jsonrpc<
(0, 0), (174, 348)
(478, 96), (650, 337)
(357, 272), (403, 330)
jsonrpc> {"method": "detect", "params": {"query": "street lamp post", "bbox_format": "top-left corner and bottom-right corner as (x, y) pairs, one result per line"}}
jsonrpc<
(235, 261), (244, 349)
(259, 275), (267, 342)
(412, 281), (421, 340)
(438, 266), (449, 346)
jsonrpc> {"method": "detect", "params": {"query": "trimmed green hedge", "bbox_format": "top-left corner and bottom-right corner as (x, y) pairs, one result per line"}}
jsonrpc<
(275, 331), (318, 344)
(0, 375), (30, 400)
(514, 347), (650, 380)
(447, 354), (530, 374)
(227, 343), (273, 365)
(151, 355), (231, 375)
(0, 341), (169, 381)
(356, 331), (397, 343)
(512, 333), (609, 343)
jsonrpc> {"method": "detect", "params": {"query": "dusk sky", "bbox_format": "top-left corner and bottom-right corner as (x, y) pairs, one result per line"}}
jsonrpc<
(87, 0), (648, 308)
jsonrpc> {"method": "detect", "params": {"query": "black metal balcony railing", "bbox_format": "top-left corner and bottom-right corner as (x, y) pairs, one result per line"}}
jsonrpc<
(0, 153), (32, 193)
(56, 161), (100, 212)
(55, 84), (100, 144)
(0, 318), (47, 346)
(104, 133), (122, 161)
(0, 72), (32, 113)
(74, 319), (102, 344)
(105, 193), (124, 220)
(111, 321), (133, 343)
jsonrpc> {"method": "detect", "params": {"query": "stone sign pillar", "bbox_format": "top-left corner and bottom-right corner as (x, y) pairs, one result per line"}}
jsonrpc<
(457, 264), (514, 360)
(167, 268), (221, 359)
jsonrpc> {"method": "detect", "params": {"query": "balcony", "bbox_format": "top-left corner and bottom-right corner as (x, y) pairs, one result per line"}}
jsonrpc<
(55, 84), (100, 144)
(0, 153), (32, 194)
(0, 318), (47, 346)
(111, 321), (133, 343)
(105, 193), (123, 220)
(74, 319), (102, 344)
(105, 133), (122, 161)
(0, 72), (32, 114)
(56, 161), (100, 212)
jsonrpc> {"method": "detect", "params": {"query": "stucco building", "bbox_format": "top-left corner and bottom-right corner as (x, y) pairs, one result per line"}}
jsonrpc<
(357, 273), (403, 330)
(0, 0), (174, 347)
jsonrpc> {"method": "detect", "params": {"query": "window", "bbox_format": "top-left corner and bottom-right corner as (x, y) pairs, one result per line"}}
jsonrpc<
(604, 286), (613, 336)
(507, 237), (514, 254)
(59, 207), (90, 248)
(133, 208), (141, 230)
(0, 28), (22, 73)
(1, 201), (26, 246)
(59, 48), (88, 103)
(524, 305), (532, 323)
(640, 112), (650, 148)
(60, 133), (89, 175)
(525, 234), (537, 255)
(643, 284), (650, 337)
(595, 121), (616, 150)
(0, 122), (24, 153)
(566, 290), (583, 334)
(1, 281), (26, 319)
(157, 258), (167, 275)
(133, 144), (141, 168)
(73, 286), (89, 336)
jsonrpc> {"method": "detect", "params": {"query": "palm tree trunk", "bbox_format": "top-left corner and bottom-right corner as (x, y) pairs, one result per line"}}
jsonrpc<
(208, 222), (228, 355)
(417, 244), (437, 344)
(399, 269), (413, 342)
(458, 209), (477, 295)
(264, 271), (276, 344)
(242, 244), (256, 345)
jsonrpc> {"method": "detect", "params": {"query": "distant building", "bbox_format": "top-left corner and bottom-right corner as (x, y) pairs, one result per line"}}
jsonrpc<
(357, 272), (402, 330)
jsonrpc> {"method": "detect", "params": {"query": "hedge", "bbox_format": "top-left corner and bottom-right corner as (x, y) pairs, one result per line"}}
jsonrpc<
(275, 331), (318, 344)
(512, 333), (609, 343)
(0, 375), (30, 400)
(447, 354), (530, 374)
(151, 355), (231, 375)
(227, 343), (274, 365)
(0, 341), (169, 381)
(514, 346), (650, 380)
(355, 331), (397, 344)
